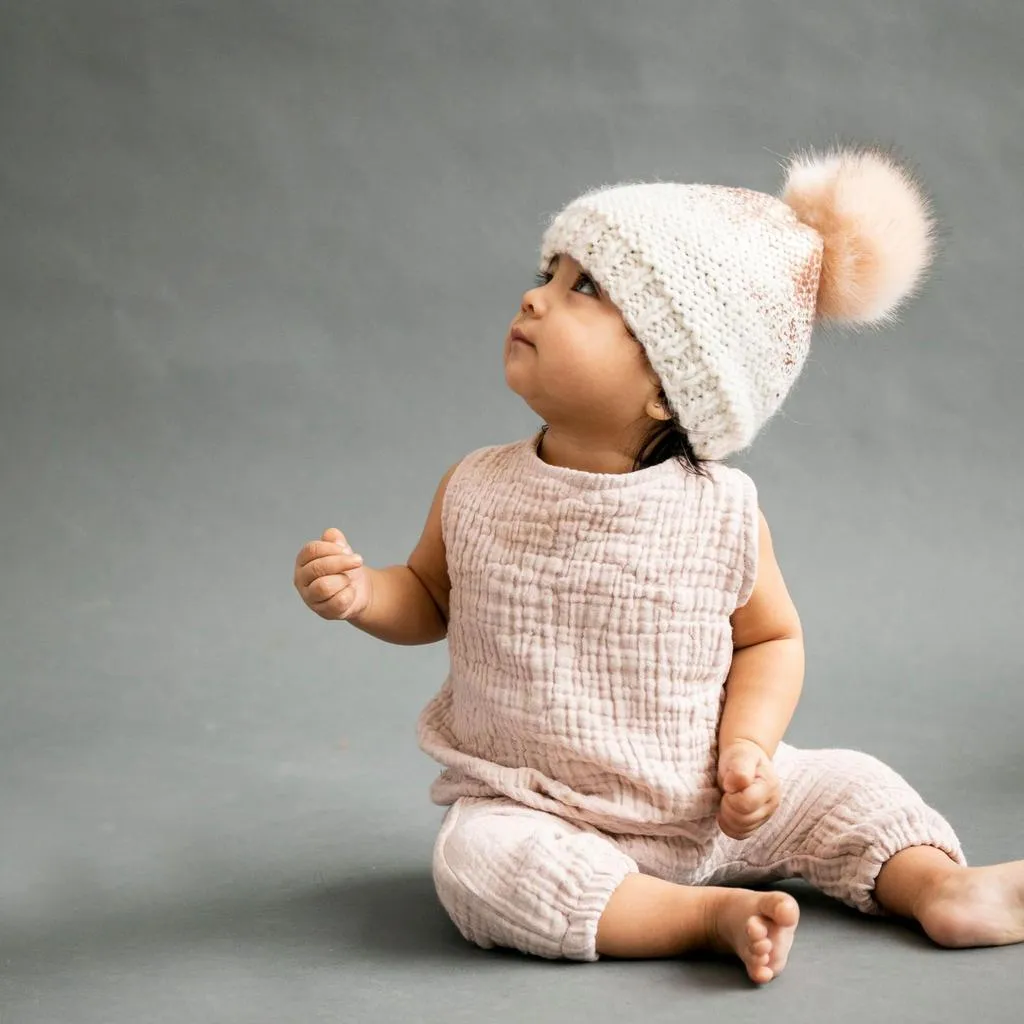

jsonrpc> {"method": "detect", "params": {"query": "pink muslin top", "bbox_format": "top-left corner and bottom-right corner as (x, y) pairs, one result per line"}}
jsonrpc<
(417, 432), (759, 837)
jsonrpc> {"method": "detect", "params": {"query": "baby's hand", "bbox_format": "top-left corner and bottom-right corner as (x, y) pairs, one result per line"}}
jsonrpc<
(293, 528), (372, 621)
(716, 739), (781, 841)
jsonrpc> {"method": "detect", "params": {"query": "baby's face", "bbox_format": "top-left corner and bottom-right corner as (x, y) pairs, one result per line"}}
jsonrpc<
(504, 253), (660, 435)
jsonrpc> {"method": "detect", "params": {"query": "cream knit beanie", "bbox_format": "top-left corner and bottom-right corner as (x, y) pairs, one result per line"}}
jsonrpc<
(538, 147), (936, 460)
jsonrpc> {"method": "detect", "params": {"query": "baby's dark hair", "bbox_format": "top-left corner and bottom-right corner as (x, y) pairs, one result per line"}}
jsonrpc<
(625, 313), (711, 477)
(631, 387), (711, 477)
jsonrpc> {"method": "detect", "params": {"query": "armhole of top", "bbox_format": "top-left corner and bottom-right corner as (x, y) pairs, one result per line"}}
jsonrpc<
(735, 470), (760, 610)
(439, 457), (466, 551)
(439, 444), (496, 548)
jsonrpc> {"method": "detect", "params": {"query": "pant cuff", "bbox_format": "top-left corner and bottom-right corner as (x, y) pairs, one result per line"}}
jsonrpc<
(560, 852), (638, 960)
(850, 806), (967, 916)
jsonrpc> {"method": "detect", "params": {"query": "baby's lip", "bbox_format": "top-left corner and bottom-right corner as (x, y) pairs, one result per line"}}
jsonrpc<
(509, 326), (535, 346)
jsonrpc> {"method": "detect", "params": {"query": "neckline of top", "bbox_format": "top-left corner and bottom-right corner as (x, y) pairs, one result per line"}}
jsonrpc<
(517, 429), (687, 491)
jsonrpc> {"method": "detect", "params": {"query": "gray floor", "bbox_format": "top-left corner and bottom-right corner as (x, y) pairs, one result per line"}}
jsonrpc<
(2, 1), (1023, 1021)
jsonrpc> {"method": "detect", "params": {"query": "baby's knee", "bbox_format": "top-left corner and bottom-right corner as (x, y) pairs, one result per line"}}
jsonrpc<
(827, 749), (933, 815)
(433, 799), (549, 895)
(431, 798), (636, 960)
(784, 747), (917, 812)
(431, 798), (563, 954)
(786, 747), (960, 856)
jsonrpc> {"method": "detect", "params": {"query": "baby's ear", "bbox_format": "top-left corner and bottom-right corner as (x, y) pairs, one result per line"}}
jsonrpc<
(645, 395), (671, 422)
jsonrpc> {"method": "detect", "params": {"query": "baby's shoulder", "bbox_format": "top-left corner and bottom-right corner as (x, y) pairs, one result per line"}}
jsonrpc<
(428, 438), (522, 516)
(703, 461), (758, 501)
(445, 438), (525, 485)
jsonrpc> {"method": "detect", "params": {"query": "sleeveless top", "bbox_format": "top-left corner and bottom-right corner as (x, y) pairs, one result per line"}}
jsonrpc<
(416, 431), (759, 837)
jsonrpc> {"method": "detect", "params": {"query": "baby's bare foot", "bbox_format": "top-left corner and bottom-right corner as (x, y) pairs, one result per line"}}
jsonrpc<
(707, 889), (800, 984)
(916, 860), (1024, 948)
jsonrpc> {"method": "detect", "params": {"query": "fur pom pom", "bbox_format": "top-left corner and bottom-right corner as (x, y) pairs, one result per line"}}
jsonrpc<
(780, 146), (935, 325)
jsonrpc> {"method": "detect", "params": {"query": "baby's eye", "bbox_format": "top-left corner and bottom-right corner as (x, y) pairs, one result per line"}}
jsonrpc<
(573, 273), (598, 297)
(530, 268), (598, 297)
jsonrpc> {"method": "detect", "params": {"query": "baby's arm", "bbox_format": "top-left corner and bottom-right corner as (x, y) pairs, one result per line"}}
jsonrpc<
(347, 462), (458, 646)
(720, 510), (805, 759)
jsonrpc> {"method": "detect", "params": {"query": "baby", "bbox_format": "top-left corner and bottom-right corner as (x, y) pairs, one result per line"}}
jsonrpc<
(293, 146), (1024, 984)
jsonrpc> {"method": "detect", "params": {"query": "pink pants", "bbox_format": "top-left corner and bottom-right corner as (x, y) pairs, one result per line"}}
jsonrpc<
(431, 743), (966, 960)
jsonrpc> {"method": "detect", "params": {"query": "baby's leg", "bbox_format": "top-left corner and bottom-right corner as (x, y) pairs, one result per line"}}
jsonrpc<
(758, 746), (1024, 946)
(875, 837), (1024, 947)
(432, 797), (799, 981)
(723, 745), (969, 925)
(597, 872), (800, 983)
(432, 796), (636, 960)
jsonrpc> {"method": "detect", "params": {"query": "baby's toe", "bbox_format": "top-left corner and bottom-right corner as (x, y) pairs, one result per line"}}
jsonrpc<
(761, 892), (800, 928)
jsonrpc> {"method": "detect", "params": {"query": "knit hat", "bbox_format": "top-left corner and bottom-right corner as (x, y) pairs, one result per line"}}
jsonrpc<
(538, 147), (935, 460)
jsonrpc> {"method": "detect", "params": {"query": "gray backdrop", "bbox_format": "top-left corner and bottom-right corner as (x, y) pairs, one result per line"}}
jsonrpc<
(2, 1), (1022, 1022)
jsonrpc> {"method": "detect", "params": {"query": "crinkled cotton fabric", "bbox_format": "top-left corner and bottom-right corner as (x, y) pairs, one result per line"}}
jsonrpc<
(432, 744), (964, 961)
(418, 432), (759, 836)
(417, 433), (964, 959)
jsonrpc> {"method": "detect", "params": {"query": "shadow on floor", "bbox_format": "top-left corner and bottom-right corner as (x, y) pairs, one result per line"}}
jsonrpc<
(0, 870), (474, 977)
(0, 870), (934, 983)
